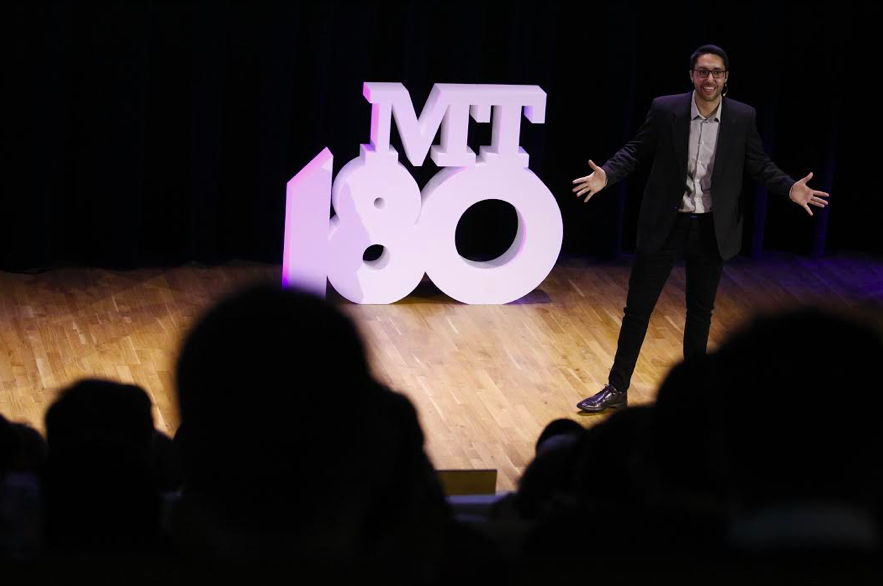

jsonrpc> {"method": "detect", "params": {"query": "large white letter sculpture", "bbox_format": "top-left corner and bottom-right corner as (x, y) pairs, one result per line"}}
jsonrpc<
(282, 83), (563, 304)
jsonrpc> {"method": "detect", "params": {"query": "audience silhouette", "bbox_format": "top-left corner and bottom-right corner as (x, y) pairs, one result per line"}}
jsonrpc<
(712, 307), (883, 552)
(1, 286), (881, 582)
(1, 414), (46, 560)
(43, 379), (168, 556)
(170, 284), (456, 574)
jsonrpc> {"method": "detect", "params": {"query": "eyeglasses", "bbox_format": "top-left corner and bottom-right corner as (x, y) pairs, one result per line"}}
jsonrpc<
(693, 68), (727, 79)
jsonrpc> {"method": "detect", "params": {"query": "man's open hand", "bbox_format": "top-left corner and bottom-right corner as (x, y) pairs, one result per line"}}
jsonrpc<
(572, 160), (608, 203)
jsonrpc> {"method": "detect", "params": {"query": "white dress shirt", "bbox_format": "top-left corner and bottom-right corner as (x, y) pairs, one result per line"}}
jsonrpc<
(679, 91), (722, 213)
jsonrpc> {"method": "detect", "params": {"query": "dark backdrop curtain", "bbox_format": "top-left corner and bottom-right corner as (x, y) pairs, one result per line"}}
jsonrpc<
(3, 0), (879, 270)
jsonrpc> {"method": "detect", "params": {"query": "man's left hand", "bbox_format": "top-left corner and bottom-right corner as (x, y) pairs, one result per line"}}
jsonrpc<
(789, 172), (830, 216)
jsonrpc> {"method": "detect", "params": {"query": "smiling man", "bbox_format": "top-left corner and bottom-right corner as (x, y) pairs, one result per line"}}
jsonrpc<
(571, 44), (829, 413)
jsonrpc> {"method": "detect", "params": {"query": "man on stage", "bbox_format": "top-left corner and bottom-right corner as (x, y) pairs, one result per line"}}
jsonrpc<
(572, 44), (829, 413)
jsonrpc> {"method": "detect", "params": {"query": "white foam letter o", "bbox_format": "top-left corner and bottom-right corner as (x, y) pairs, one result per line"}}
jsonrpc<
(418, 162), (563, 304)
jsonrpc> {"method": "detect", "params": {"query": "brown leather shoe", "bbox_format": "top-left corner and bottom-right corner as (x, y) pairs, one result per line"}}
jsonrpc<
(576, 384), (626, 413)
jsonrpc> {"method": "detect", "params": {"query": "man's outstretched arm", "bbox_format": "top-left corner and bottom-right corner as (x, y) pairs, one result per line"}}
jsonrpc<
(745, 109), (829, 216)
(572, 98), (661, 203)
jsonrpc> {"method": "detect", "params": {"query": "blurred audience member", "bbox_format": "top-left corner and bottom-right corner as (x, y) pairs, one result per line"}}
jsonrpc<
(713, 307), (883, 552)
(0, 414), (47, 560)
(171, 284), (455, 574)
(44, 379), (168, 555)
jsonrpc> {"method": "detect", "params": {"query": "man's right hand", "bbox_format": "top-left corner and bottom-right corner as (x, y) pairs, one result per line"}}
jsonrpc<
(572, 160), (608, 203)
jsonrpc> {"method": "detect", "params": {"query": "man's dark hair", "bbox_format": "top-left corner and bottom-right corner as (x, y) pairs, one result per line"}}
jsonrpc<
(690, 44), (729, 71)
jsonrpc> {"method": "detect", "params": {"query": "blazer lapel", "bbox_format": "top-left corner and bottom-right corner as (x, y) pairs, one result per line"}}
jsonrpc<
(710, 97), (734, 188)
(671, 93), (691, 182)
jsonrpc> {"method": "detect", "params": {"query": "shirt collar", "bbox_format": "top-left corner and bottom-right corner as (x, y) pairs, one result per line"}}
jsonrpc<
(691, 90), (722, 122)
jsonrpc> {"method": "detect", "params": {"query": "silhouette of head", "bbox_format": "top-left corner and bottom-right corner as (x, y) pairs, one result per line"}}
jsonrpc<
(174, 284), (449, 560)
(44, 378), (161, 551)
(713, 307), (883, 508)
(175, 285), (374, 505)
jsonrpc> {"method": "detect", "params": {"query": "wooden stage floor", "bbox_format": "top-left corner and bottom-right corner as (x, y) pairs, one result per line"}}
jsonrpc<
(1, 253), (881, 491)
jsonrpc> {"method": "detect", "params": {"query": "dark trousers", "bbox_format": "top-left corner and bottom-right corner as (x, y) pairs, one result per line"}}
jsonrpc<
(608, 213), (724, 392)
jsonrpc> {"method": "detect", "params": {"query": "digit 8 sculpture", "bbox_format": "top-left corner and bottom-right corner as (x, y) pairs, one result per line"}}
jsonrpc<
(326, 149), (425, 304)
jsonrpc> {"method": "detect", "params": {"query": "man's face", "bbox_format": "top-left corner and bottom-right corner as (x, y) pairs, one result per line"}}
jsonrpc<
(690, 53), (728, 104)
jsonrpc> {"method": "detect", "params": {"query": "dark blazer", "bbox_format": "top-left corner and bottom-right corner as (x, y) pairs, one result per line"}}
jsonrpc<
(602, 92), (795, 261)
